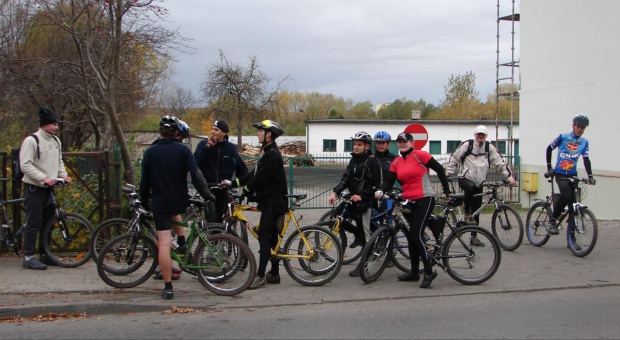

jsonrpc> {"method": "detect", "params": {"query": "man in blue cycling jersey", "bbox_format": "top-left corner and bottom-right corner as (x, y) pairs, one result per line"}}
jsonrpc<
(546, 114), (596, 235)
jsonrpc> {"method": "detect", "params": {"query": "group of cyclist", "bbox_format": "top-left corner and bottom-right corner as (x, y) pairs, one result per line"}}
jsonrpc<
(16, 106), (596, 299)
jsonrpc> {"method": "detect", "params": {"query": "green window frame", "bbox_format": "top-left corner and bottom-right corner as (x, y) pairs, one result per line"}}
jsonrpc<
(323, 139), (337, 152)
(429, 141), (441, 155)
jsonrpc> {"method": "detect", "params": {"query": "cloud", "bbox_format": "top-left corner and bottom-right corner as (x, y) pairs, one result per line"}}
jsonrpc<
(160, 0), (520, 106)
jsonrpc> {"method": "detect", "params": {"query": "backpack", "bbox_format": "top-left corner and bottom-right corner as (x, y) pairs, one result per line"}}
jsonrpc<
(459, 139), (491, 167)
(11, 134), (60, 182)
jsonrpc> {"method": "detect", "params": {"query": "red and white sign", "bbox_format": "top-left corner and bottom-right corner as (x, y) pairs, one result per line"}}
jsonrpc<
(404, 123), (428, 150)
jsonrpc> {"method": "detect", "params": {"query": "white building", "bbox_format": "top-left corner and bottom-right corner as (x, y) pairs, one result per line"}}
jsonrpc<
(519, 0), (620, 219)
(305, 119), (519, 165)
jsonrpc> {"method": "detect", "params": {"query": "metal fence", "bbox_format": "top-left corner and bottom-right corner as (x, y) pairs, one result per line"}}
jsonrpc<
(241, 154), (520, 209)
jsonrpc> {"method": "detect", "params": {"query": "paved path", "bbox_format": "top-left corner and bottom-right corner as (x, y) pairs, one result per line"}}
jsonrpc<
(1, 210), (618, 318)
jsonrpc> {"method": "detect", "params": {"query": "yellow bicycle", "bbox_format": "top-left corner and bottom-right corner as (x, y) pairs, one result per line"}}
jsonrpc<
(220, 191), (343, 286)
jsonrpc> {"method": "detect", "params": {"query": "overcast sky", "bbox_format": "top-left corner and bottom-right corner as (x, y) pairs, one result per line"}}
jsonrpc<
(159, 0), (521, 106)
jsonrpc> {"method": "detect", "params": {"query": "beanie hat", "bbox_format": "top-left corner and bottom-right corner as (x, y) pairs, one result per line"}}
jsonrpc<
(39, 108), (59, 127)
(213, 120), (229, 133)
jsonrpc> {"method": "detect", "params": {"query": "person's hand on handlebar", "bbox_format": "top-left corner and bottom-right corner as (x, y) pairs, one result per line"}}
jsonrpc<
(220, 180), (232, 187)
(588, 176), (596, 185)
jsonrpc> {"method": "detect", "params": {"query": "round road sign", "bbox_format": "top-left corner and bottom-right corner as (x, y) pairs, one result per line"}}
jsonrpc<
(404, 123), (428, 150)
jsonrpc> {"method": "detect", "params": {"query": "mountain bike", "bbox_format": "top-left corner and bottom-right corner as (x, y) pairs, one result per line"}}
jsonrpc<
(0, 178), (26, 255)
(219, 191), (343, 286)
(96, 197), (256, 296)
(39, 179), (93, 267)
(360, 190), (502, 285)
(525, 173), (598, 257)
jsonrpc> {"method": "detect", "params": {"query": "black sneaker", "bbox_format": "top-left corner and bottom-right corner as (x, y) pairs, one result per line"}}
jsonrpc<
(23, 257), (47, 270)
(39, 254), (58, 266)
(397, 272), (420, 281)
(420, 270), (438, 289)
(348, 265), (361, 277)
(349, 238), (363, 249)
(548, 221), (560, 235)
(160, 288), (173, 300)
(265, 272), (281, 284)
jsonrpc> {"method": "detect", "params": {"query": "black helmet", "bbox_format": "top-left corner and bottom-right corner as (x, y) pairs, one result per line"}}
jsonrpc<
(253, 120), (284, 137)
(177, 119), (190, 138)
(159, 115), (179, 131)
(352, 131), (372, 143)
(573, 114), (589, 127)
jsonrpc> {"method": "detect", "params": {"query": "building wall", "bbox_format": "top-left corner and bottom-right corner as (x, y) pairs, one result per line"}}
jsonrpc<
(520, 0), (620, 219)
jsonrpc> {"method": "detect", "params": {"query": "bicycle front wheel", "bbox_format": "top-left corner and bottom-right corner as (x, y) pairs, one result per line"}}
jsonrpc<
(491, 204), (524, 251)
(567, 208), (598, 257)
(90, 218), (131, 263)
(42, 212), (93, 268)
(390, 217), (411, 273)
(283, 225), (343, 286)
(96, 233), (158, 289)
(193, 234), (256, 296)
(360, 226), (393, 283)
(442, 226), (501, 285)
(526, 201), (552, 247)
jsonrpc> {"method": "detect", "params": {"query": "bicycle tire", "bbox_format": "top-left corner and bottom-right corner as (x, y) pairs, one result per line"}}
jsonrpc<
(227, 216), (249, 245)
(390, 217), (411, 273)
(42, 212), (93, 268)
(283, 225), (342, 286)
(315, 220), (361, 265)
(567, 208), (598, 257)
(359, 226), (393, 283)
(491, 204), (524, 251)
(96, 233), (158, 289)
(526, 201), (551, 247)
(193, 234), (256, 296)
(90, 218), (131, 263)
(442, 225), (501, 285)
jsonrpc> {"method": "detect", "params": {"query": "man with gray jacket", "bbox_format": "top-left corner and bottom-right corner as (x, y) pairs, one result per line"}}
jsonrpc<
(445, 125), (515, 246)
(19, 108), (71, 270)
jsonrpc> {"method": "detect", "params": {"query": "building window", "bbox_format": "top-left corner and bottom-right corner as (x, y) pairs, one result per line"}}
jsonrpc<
(344, 140), (353, 152)
(447, 140), (461, 154)
(429, 141), (441, 155)
(323, 139), (337, 152)
(492, 141), (507, 155)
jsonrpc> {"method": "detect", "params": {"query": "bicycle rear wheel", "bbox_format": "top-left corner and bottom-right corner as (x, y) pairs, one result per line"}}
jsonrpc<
(96, 233), (158, 289)
(442, 226), (501, 285)
(193, 234), (256, 296)
(283, 225), (342, 286)
(567, 208), (598, 257)
(42, 212), (93, 268)
(316, 218), (361, 265)
(359, 226), (393, 283)
(491, 204), (524, 251)
(90, 218), (131, 263)
(526, 201), (551, 246)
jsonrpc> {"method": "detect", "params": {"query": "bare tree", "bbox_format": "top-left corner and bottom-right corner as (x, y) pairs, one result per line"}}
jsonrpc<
(201, 50), (291, 149)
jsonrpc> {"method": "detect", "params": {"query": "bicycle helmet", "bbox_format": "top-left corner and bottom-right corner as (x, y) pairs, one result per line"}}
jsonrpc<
(351, 131), (372, 143)
(159, 115), (179, 131)
(253, 119), (284, 137)
(373, 131), (391, 141)
(177, 119), (190, 138)
(573, 114), (589, 127)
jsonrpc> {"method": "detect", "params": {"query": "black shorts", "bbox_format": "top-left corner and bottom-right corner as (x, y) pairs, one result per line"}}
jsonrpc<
(153, 213), (175, 231)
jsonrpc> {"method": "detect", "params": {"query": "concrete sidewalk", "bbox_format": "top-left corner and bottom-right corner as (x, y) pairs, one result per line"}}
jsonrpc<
(1, 211), (618, 318)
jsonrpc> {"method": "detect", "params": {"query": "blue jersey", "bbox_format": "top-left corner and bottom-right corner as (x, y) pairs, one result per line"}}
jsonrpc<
(549, 132), (589, 176)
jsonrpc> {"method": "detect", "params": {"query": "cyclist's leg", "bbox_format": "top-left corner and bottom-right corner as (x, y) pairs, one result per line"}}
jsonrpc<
(458, 178), (483, 244)
(153, 214), (174, 286)
(256, 211), (278, 279)
(553, 174), (574, 220)
(23, 185), (51, 261)
(268, 214), (285, 277)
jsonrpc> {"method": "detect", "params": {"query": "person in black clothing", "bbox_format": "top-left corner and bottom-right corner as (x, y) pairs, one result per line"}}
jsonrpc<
(221, 120), (288, 289)
(329, 131), (382, 277)
(194, 120), (248, 223)
(140, 116), (215, 300)
(373, 130), (396, 176)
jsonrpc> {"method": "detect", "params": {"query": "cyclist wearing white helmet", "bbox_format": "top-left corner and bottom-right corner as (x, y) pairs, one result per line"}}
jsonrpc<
(329, 131), (382, 277)
(545, 114), (596, 235)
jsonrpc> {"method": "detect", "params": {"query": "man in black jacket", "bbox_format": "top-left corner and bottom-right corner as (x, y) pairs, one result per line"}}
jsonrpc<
(222, 120), (287, 289)
(329, 131), (382, 276)
(194, 120), (248, 222)
(140, 116), (215, 300)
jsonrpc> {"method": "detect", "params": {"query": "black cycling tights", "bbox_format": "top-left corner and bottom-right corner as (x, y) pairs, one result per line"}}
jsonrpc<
(401, 196), (435, 275)
(256, 211), (283, 278)
(553, 174), (577, 220)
